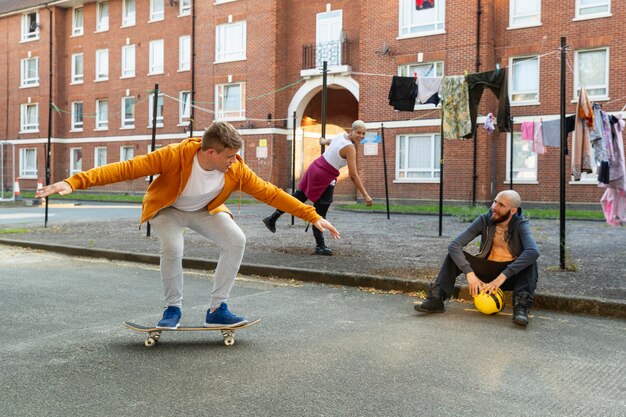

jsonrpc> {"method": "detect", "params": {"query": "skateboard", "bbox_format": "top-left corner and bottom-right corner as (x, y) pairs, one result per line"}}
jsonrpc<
(124, 319), (260, 348)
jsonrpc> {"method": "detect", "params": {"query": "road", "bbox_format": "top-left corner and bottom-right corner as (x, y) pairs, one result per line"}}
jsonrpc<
(1, 246), (624, 417)
(0, 201), (141, 225)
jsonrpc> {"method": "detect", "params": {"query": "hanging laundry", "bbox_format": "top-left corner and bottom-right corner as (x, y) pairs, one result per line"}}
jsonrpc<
(484, 113), (495, 134)
(540, 119), (560, 147)
(599, 113), (626, 226)
(601, 188), (626, 226)
(388, 76), (418, 111)
(465, 68), (512, 138)
(571, 88), (594, 180)
(441, 76), (471, 139)
(601, 110), (614, 163)
(532, 120), (546, 155)
(417, 76), (442, 106)
(521, 121), (534, 141)
(416, 0), (435, 10)
(589, 103), (609, 167)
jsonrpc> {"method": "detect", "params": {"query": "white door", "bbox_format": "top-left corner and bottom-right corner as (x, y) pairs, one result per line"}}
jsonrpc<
(316, 10), (342, 68)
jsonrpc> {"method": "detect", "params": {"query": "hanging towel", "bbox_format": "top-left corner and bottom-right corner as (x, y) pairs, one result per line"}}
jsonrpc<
(465, 68), (512, 138)
(441, 76), (472, 139)
(521, 121), (534, 141)
(417, 76), (443, 106)
(571, 88), (594, 180)
(532, 121), (546, 154)
(388, 76), (418, 111)
(541, 119), (561, 147)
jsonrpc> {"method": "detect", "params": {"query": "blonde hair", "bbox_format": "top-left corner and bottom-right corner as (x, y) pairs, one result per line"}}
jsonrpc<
(352, 120), (366, 131)
(202, 121), (244, 152)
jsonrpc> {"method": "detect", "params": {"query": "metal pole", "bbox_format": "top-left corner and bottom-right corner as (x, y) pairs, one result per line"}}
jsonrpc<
(147, 84), (159, 237)
(559, 37), (567, 270)
(321, 60), (328, 154)
(438, 110), (444, 236)
(291, 111), (296, 225)
(509, 117), (514, 190)
(380, 124), (390, 219)
(45, 5), (53, 227)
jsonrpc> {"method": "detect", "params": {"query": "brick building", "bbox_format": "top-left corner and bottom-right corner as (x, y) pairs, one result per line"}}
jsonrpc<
(0, 0), (623, 206)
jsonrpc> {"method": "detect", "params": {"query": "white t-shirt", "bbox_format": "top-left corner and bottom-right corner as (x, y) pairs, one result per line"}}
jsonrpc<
(172, 153), (225, 211)
(322, 133), (352, 170)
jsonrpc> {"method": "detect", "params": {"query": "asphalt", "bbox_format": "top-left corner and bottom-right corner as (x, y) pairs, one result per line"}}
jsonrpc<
(1, 201), (625, 320)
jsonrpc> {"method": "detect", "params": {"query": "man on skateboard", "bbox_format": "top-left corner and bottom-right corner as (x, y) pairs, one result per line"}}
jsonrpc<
(37, 122), (340, 329)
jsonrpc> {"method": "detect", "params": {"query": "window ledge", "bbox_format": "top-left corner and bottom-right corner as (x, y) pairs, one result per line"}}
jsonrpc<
(70, 129), (84, 133)
(393, 179), (440, 184)
(571, 96), (609, 104)
(95, 29), (109, 33)
(120, 126), (135, 130)
(178, 122), (191, 127)
(397, 30), (446, 40)
(506, 22), (542, 30)
(70, 32), (84, 38)
(121, 24), (136, 29)
(178, 13), (191, 18)
(20, 84), (39, 89)
(216, 117), (246, 122)
(573, 13), (612, 22)
(511, 101), (541, 107)
(70, 81), (84, 86)
(19, 37), (40, 44)
(120, 75), (136, 79)
(147, 125), (164, 129)
(19, 130), (39, 134)
(214, 57), (247, 64)
(178, 68), (191, 73)
(19, 176), (38, 180)
(94, 78), (109, 83)
(569, 180), (598, 185)
(503, 180), (538, 185)
(148, 18), (165, 24)
(148, 72), (165, 76)
(94, 128), (108, 131)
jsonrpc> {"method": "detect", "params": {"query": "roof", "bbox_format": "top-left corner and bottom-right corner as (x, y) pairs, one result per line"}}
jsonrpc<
(0, 0), (94, 16)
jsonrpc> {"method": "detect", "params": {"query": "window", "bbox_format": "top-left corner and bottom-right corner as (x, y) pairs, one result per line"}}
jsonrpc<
(120, 146), (134, 162)
(398, 61), (444, 78)
(96, 99), (108, 130)
(21, 57), (39, 87)
(71, 101), (83, 131)
(21, 12), (39, 41)
(96, 1), (109, 32)
(216, 21), (246, 62)
(506, 132), (537, 182)
(149, 40), (164, 74)
(122, 0), (136, 27)
(121, 44), (136, 77)
(71, 53), (83, 84)
(576, 0), (610, 18)
(399, 0), (445, 37)
(510, 56), (539, 104)
(574, 48), (609, 100)
(509, 0), (541, 27)
(396, 133), (441, 181)
(179, 91), (191, 124)
(72, 8), (84, 36)
(150, 0), (165, 21)
(122, 96), (135, 128)
(148, 143), (163, 152)
(180, 0), (191, 16)
(94, 147), (107, 168)
(20, 104), (39, 133)
(148, 93), (164, 127)
(20, 148), (37, 178)
(179, 35), (191, 71)
(95, 49), (109, 81)
(216, 83), (245, 120)
(70, 148), (83, 175)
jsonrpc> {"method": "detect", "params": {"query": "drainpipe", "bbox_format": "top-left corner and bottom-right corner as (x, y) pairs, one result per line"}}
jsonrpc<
(472, 0), (481, 206)
(44, 3), (53, 227)
(189, 1), (196, 137)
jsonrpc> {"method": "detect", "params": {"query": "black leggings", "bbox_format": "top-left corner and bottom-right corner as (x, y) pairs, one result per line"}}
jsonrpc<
(277, 186), (334, 245)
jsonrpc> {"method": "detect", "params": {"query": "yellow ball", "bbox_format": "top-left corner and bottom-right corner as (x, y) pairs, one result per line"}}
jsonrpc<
(474, 288), (505, 315)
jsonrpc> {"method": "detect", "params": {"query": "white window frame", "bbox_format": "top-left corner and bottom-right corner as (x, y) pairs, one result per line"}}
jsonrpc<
(71, 53), (84, 84)
(95, 99), (108, 130)
(215, 83), (245, 121)
(96, 1), (109, 32)
(508, 0), (541, 29)
(148, 93), (164, 128)
(20, 57), (39, 87)
(95, 49), (109, 81)
(94, 147), (107, 168)
(122, 96), (135, 128)
(70, 148), (83, 175)
(149, 40), (164, 75)
(398, 0), (445, 38)
(574, 47), (609, 101)
(122, 0), (136, 27)
(20, 103), (39, 133)
(505, 132), (538, 184)
(180, 0), (191, 16)
(150, 0), (165, 22)
(509, 55), (540, 105)
(72, 7), (84, 36)
(19, 148), (38, 178)
(121, 44), (136, 78)
(120, 146), (134, 162)
(575, 0), (611, 20)
(21, 12), (39, 42)
(215, 21), (246, 63)
(179, 91), (191, 125)
(395, 133), (441, 183)
(179, 35), (191, 71)
(71, 101), (84, 131)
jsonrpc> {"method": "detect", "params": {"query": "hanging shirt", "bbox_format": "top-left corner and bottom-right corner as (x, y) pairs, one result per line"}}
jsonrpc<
(441, 75), (472, 139)
(532, 121), (546, 155)
(571, 88), (594, 180)
(172, 153), (225, 211)
(465, 68), (512, 138)
(417, 77), (443, 106)
(388, 76), (418, 111)
(521, 121), (534, 141)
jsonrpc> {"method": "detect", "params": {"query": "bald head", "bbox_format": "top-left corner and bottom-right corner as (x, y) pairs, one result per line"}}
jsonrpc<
(497, 190), (521, 209)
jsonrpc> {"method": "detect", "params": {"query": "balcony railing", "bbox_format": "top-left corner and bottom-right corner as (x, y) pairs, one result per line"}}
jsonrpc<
(302, 39), (351, 71)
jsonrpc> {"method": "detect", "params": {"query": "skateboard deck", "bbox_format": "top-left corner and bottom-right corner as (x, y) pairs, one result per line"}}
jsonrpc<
(124, 319), (260, 347)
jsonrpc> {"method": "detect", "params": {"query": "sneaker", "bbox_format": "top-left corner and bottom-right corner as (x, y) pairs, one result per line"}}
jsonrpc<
(204, 303), (248, 328)
(156, 306), (182, 329)
(315, 245), (333, 256)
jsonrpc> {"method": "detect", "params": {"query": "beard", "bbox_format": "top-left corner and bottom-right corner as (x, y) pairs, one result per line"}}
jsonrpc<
(491, 209), (512, 224)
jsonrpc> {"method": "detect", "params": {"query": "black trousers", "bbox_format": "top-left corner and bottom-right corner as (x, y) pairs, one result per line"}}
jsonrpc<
(277, 185), (334, 246)
(435, 251), (538, 304)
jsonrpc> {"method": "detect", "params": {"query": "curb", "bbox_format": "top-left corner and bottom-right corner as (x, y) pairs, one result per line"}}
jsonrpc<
(1, 238), (625, 320)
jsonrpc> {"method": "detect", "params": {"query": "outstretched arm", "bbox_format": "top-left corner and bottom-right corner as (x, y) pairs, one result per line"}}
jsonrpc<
(342, 145), (373, 206)
(312, 218), (340, 240)
(36, 181), (73, 198)
(319, 137), (332, 146)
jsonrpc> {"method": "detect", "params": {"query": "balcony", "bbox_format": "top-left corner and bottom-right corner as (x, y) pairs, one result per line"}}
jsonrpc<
(301, 39), (352, 77)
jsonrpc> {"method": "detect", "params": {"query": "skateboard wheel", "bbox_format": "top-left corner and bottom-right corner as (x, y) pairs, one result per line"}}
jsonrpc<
(224, 336), (235, 346)
(144, 337), (157, 348)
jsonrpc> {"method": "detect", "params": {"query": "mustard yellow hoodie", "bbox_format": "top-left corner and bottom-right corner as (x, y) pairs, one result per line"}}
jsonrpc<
(65, 138), (321, 225)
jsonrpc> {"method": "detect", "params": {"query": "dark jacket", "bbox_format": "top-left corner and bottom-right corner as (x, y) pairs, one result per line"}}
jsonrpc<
(448, 207), (539, 279)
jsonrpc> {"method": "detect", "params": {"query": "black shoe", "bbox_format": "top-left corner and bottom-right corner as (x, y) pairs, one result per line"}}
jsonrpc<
(512, 304), (529, 326)
(262, 216), (277, 233)
(315, 245), (333, 256)
(414, 296), (445, 313)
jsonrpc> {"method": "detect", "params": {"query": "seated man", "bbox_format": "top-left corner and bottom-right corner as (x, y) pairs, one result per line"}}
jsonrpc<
(415, 190), (539, 326)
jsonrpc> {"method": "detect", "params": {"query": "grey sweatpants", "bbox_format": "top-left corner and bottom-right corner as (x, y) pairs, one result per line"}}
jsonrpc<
(149, 207), (246, 310)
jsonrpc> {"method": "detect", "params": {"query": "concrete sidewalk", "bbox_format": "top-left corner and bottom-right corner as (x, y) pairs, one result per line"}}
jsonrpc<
(1, 202), (625, 319)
